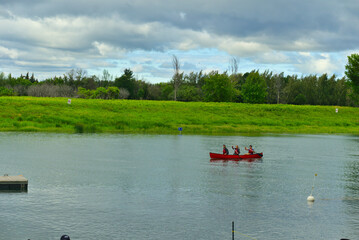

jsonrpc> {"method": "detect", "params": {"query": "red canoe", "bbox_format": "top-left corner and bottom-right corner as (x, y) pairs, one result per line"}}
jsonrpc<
(209, 152), (263, 160)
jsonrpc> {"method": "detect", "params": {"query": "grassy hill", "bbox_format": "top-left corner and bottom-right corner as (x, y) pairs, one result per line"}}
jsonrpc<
(1, 96), (358, 134)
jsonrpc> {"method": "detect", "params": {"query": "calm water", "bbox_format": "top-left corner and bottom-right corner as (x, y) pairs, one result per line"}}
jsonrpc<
(0, 133), (358, 240)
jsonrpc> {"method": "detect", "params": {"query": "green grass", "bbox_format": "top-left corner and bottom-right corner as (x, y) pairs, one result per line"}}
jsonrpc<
(0, 96), (358, 134)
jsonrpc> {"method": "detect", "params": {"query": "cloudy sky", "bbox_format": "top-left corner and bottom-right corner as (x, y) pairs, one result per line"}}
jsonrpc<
(1, 0), (358, 83)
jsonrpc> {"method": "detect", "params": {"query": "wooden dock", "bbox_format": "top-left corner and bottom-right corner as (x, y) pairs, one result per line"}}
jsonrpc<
(0, 175), (28, 191)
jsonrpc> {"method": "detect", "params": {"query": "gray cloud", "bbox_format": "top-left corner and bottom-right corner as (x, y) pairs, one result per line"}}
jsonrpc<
(0, 0), (358, 80)
(3, 0), (358, 51)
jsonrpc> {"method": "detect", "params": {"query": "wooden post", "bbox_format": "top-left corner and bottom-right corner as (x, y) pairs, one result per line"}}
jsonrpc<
(232, 221), (234, 240)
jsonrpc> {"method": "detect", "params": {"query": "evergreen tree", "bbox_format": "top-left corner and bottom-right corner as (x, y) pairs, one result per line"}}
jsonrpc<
(114, 69), (136, 99)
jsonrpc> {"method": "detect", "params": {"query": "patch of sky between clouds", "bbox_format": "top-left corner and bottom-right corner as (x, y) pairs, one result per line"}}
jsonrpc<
(85, 48), (349, 84)
(89, 48), (233, 83)
(12, 48), (352, 83)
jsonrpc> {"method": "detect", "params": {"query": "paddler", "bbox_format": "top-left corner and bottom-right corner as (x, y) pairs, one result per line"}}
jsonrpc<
(223, 144), (229, 155)
(245, 145), (254, 155)
(232, 145), (240, 155)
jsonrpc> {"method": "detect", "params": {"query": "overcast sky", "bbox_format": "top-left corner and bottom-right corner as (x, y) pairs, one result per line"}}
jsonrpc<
(1, 0), (358, 83)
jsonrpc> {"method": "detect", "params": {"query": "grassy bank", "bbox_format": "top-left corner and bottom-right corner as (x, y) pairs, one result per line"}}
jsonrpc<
(0, 96), (358, 134)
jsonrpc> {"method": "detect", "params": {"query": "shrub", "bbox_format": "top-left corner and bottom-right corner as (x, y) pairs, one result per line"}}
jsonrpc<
(74, 123), (84, 133)
(27, 84), (75, 97)
(119, 88), (130, 99)
(0, 87), (14, 96)
(77, 87), (94, 99)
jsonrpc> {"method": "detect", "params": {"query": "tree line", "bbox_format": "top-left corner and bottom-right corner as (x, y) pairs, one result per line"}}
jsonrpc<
(1, 54), (358, 106)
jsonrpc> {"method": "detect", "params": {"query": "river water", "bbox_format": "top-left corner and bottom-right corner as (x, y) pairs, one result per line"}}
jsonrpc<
(0, 133), (358, 239)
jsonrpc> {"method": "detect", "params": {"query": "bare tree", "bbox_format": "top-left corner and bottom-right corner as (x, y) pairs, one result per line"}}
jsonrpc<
(229, 57), (239, 75)
(75, 68), (87, 82)
(13, 85), (28, 96)
(119, 88), (130, 99)
(27, 84), (75, 97)
(172, 55), (182, 101)
(274, 73), (284, 104)
(102, 69), (113, 82)
(66, 69), (75, 82)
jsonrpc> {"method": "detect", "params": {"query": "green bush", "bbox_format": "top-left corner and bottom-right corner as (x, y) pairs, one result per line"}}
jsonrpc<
(0, 87), (14, 96)
(74, 123), (84, 133)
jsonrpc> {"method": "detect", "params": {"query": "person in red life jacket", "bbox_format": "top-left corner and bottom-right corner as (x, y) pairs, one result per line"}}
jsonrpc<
(232, 145), (240, 155)
(223, 144), (229, 155)
(245, 145), (254, 155)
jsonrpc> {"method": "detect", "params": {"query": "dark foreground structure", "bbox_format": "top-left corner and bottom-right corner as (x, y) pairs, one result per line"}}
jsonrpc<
(0, 174), (28, 191)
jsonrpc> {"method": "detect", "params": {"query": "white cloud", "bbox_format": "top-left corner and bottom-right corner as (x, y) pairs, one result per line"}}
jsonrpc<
(253, 51), (289, 64)
(132, 64), (144, 73)
(294, 53), (341, 75)
(13, 60), (70, 67)
(92, 41), (126, 58)
(288, 39), (320, 51)
(0, 46), (18, 59)
(218, 38), (270, 57)
(298, 52), (311, 57)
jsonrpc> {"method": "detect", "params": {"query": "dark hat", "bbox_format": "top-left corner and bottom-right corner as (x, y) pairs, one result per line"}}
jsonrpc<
(60, 235), (70, 240)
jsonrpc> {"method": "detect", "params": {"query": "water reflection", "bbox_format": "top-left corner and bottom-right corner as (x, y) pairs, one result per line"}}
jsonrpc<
(209, 158), (262, 163)
(343, 160), (359, 238)
(205, 157), (265, 199)
(344, 161), (359, 194)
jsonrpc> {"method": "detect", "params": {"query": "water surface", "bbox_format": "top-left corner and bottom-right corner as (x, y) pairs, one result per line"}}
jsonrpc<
(0, 133), (358, 239)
